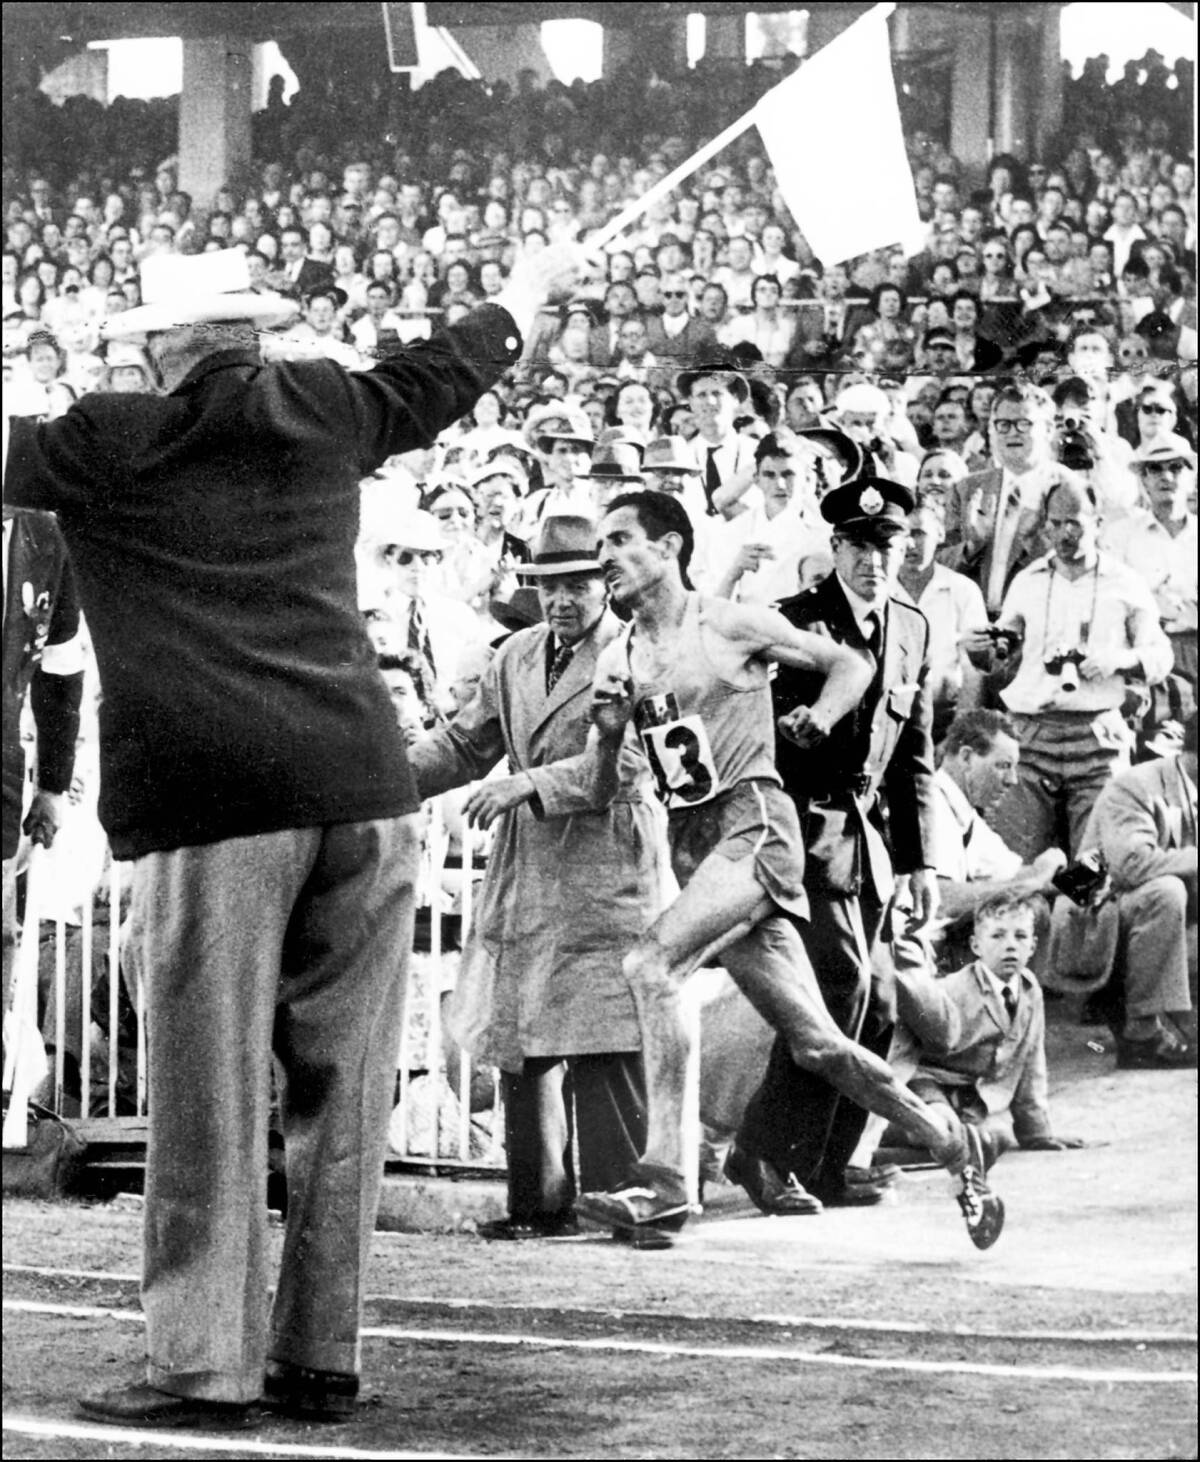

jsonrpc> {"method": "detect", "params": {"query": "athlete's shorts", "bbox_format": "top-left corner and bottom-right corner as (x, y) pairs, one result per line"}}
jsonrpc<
(667, 778), (809, 921)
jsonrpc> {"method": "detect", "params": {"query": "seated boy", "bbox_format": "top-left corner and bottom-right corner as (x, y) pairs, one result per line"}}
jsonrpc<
(888, 892), (1084, 1159)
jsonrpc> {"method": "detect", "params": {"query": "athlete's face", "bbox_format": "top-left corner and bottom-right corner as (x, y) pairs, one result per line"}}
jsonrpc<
(536, 571), (607, 646)
(598, 506), (677, 605)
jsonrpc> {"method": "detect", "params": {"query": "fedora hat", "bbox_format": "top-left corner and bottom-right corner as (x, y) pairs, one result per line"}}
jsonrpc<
(360, 504), (444, 557)
(595, 423), (647, 460)
(100, 250), (299, 341)
(643, 436), (702, 474)
(794, 425), (864, 483)
(523, 401), (594, 453)
(519, 515), (603, 577)
(579, 440), (645, 483)
(1129, 434), (1196, 472)
(675, 359), (750, 402)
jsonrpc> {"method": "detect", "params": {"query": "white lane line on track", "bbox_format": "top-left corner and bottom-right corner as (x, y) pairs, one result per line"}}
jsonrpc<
(5, 1265), (1194, 1348)
(6, 1301), (1196, 1387)
(1, 1416), (508, 1460)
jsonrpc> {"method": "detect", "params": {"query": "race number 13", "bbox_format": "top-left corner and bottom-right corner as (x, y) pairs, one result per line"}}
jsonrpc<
(639, 715), (720, 809)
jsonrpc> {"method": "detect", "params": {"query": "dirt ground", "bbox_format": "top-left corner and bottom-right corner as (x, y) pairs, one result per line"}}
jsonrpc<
(3, 1001), (1197, 1460)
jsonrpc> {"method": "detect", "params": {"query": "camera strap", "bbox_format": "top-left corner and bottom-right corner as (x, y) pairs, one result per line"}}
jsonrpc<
(1045, 556), (1101, 648)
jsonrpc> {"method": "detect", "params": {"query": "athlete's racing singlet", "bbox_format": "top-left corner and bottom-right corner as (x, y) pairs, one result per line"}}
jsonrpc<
(621, 594), (781, 813)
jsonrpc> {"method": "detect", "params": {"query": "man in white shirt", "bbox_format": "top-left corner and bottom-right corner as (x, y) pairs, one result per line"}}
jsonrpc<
(929, 709), (1068, 963)
(965, 476), (1173, 861)
(678, 362), (759, 520)
(349, 281), (405, 359)
(898, 499), (987, 737)
(941, 382), (1058, 616)
(1109, 438), (1198, 684)
(358, 506), (486, 714)
(714, 432), (830, 606)
(1104, 191), (1148, 279)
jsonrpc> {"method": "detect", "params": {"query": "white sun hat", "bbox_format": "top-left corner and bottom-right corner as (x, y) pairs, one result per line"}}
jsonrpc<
(100, 250), (299, 341)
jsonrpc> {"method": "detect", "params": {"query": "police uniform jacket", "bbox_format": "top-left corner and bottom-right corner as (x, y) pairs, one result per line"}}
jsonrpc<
(772, 571), (937, 900)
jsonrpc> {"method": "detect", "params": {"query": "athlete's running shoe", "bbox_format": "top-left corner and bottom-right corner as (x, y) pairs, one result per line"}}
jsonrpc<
(955, 1123), (1005, 1250)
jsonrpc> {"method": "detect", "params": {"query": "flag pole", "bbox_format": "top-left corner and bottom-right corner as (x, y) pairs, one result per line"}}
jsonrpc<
(585, 1), (897, 254)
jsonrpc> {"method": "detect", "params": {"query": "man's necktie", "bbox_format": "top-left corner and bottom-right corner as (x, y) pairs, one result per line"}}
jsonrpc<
(408, 598), (436, 679)
(1002, 983), (1018, 1022)
(864, 610), (884, 669)
(547, 639), (573, 694)
(704, 447), (720, 517)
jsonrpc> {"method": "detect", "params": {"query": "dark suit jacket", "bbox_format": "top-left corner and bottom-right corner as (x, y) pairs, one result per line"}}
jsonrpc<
(939, 466), (1051, 610)
(2, 509), (83, 858)
(644, 315), (719, 371)
(772, 573), (937, 899)
(6, 304), (521, 858)
(277, 256), (336, 300)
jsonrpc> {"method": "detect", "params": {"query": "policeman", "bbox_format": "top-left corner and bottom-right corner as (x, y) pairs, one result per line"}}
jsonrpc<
(729, 475), (941, 1211)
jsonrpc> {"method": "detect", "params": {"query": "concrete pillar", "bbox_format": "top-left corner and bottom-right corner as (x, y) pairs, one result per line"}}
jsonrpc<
(705, 14), (744, 63)
(949, 10), (992, 173)
(179, 36), (253, 211)
(994, 14), (1034, 159)
(602, 24), (638, 75)
(1033, 3), (1065, 157)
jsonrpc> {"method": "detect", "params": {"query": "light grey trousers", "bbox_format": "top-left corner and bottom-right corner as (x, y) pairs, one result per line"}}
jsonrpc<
(129, 818), (420, 1403)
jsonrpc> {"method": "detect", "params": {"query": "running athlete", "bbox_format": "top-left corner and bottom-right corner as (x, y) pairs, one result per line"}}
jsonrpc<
(575, 491), (1005, 1249)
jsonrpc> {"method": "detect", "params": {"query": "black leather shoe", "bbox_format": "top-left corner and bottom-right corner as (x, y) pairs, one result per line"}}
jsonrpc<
(1116, 1028), (1197, 1070)
(263, 1362), (358, 1422)
(476, 1213), (579, 1241)
(812, 1178), (891, 1207)
(724, 1144), (823, 1215)
(78, 1383), (258, 1430)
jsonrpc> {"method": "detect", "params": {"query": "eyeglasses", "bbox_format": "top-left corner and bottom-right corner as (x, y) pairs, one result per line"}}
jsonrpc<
(1139, 403), (1171, 414)
(992, 418), (1035, 435)
(662, 290), (689, 299)
(1118, 350), (1147, 361)
(393, 549), (441, 565)
(982, 251), (1007, 260)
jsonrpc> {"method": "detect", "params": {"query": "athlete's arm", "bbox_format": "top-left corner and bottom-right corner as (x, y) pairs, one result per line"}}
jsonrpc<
(706, 598), (872, 746)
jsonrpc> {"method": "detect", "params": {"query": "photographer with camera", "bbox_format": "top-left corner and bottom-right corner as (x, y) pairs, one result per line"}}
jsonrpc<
(964, 475), (1173, 864)
(1049, 375), (1137, 519)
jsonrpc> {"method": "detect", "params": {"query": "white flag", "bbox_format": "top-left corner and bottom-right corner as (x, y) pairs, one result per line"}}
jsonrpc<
(755, 8), (924, 265)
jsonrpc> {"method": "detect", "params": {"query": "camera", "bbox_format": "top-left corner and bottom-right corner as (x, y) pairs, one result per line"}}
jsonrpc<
(1051, 850), (1108, 907)
(1056, 425), (1095, 472)
(987, 626), (1021, 662)
(1044, 649), (1086, 693)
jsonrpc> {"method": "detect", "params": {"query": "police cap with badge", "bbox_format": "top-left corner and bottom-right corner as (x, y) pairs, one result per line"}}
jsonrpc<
(820, 475), (914, 542)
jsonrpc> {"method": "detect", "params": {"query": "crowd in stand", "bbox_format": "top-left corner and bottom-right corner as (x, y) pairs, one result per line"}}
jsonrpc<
(3, 46), (1196, 1161)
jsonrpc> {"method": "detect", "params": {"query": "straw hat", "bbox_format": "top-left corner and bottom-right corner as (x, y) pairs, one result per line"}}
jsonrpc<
(101, 251), (298, 341)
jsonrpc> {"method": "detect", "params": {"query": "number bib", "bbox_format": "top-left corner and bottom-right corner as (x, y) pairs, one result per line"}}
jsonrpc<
(636, 707), (721, 811)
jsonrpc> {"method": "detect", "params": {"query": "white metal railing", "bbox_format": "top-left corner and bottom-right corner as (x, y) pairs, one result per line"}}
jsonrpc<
(2, 799), (505, 1170)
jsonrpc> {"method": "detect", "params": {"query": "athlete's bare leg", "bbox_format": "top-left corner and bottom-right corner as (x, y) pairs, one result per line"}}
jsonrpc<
(618, 853), (966, 1192)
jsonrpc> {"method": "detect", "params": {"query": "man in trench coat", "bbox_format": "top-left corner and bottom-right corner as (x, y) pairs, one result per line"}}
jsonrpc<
(411, 516), (664, 1238)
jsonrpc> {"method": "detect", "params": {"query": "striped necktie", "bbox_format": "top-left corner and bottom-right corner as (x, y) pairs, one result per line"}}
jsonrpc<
(547, 639), (573, 694)
(407, 598), (436, 679)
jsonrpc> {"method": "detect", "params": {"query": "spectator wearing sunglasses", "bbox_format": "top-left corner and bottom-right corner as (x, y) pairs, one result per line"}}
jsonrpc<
(1115, 380), (1193, 454)
(644, 271), (718, 370)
